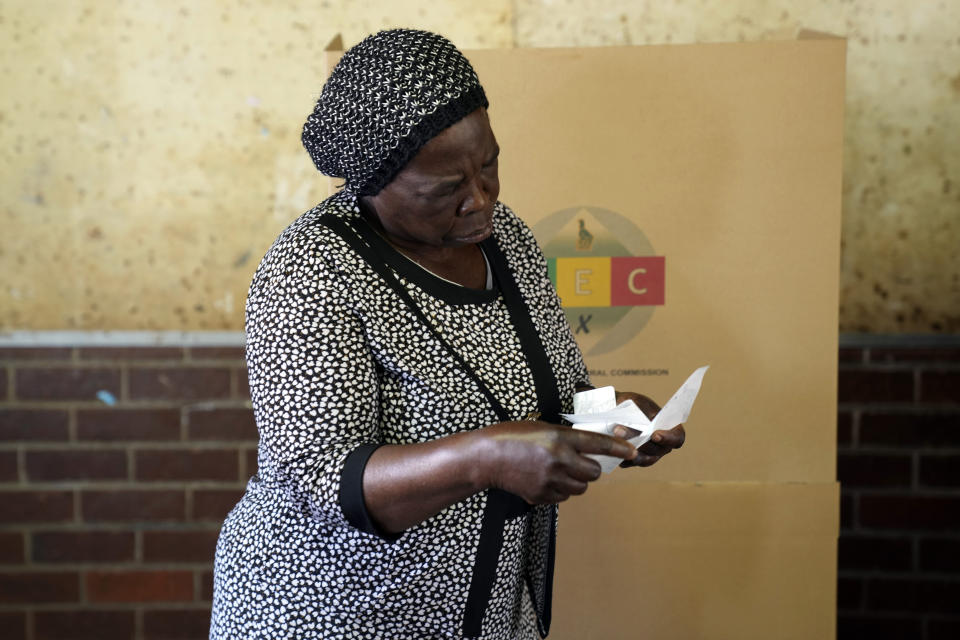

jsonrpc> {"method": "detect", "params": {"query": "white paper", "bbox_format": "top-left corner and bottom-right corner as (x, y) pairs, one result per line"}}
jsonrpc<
(572, 386), (617, 414)
(563, 366), (709, 472)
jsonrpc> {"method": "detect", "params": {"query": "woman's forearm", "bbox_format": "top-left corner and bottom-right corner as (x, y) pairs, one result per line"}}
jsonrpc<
(362, 430), (492, 533)
(361, 421), (636, 534)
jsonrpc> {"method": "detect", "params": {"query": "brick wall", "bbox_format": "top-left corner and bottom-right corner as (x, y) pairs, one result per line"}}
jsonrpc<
(837, 342), (960, 639)
(0, 346), (253, 640)
(1, 340), (958, 639)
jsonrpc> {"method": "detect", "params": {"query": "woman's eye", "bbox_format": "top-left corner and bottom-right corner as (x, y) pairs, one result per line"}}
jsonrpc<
(429, 186), (458, 200)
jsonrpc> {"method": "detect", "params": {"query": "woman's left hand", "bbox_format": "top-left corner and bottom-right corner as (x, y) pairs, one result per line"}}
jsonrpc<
(612, 390), (686, 468)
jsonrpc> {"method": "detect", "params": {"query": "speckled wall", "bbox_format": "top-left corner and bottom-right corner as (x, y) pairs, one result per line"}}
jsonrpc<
(1, 0), (957, 332)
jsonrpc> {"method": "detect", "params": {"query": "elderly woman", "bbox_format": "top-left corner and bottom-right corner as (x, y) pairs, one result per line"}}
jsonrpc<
(211, 29), (684, 640)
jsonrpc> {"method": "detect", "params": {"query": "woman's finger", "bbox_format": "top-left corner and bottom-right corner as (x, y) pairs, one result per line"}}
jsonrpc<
(565, 454), (604, 482)
(651, 424), (685, 449)
(620, 453), (661, 468)
(562, 429), (636, 460)
(612, 424), (643, 439)
(556, 476), (590, 498)
(637, 440), (672, 457)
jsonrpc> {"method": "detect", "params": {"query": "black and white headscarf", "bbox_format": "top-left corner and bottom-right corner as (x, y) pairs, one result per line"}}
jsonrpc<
(302, 29), (489, 196)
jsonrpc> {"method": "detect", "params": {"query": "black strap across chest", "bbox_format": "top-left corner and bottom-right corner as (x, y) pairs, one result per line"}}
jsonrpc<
(321, 214), (561, 424)
(319, 214), (558, 638)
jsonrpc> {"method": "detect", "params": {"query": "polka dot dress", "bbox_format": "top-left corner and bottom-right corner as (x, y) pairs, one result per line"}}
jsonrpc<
(210, 191), (588, 639)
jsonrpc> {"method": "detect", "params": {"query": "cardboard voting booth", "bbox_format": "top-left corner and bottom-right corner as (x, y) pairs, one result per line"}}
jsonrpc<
(326, 31), (845, 639)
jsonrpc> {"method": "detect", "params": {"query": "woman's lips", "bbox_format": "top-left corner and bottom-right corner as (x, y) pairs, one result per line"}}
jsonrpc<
(455, 219), (493, 243)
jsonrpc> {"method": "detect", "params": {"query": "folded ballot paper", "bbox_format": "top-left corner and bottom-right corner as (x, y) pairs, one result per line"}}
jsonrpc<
(562, 366), (710, 472)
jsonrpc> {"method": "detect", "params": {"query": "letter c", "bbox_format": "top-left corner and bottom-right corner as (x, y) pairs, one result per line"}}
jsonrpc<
(628, 268), (648, 295)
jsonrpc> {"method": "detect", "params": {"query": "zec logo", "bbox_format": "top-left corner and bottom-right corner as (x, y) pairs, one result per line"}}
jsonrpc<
(533, 206), (665, 356)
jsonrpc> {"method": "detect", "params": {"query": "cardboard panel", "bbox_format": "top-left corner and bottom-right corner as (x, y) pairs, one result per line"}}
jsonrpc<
(459, 39), (845, 483)
(552, 480), (839, 640)
(320, 36), (844, 639)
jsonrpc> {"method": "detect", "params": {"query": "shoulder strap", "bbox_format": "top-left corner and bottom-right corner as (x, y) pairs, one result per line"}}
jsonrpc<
(479, 234), (562, 424)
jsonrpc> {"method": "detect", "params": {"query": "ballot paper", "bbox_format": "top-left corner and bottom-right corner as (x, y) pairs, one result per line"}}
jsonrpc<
(563, 366), (710, 472)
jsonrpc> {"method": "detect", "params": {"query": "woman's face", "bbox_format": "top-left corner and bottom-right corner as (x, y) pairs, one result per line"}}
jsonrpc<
(361, 108), (500, 251)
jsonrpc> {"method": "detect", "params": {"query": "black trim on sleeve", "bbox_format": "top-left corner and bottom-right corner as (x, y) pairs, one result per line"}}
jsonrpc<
(338, 443), (401, 542)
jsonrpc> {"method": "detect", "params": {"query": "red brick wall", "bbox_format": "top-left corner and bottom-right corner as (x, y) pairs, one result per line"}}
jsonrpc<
(837, 342), (960, 639)
(0, 346), (252, 640)
(1, 341), (958, 639)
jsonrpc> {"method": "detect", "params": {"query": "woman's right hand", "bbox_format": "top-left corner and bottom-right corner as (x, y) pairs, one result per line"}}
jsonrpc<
(363, 421), (636, 533)
(475, 421), (637, 504)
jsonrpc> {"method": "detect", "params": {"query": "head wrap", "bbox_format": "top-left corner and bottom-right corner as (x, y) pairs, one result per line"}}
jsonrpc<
(302, 29), (489, 196)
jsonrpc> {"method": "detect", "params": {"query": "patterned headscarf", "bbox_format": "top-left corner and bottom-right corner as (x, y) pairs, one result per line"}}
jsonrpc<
(302, 29), (489, 196)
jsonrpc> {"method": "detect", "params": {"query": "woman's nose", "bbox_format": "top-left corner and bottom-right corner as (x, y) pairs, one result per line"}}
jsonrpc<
(458, 176), (492, 217)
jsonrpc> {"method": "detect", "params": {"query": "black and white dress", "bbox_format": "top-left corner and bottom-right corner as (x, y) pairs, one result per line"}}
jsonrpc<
(210, 191), (589, 639)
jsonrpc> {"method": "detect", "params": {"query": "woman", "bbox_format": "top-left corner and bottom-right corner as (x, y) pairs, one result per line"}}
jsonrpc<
(211, 29), (684, 640)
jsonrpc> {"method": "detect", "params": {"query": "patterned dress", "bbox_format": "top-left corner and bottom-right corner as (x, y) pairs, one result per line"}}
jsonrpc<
(210, 191), (588, 639)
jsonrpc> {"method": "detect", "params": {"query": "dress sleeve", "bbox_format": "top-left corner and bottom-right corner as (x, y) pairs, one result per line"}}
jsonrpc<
(244, 224), (388, 535)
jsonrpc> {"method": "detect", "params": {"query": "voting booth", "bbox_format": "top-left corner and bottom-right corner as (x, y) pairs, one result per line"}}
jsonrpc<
(328, 31), (845, 640)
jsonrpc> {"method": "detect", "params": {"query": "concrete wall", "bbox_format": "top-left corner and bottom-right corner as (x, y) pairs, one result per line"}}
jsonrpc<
(1, 0), (957, 330)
